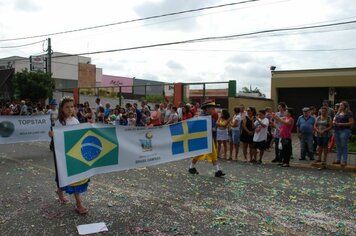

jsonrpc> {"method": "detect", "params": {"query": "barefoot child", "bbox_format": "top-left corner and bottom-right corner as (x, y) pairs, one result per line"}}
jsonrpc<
(49, 96), (89, 214)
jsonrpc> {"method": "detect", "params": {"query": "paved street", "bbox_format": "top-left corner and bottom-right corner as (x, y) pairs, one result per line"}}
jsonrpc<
(0, 139), (355, 236)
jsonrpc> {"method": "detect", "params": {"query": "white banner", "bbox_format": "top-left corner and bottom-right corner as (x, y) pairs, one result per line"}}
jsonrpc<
(0, 115), (51, 144)
(53, 116), (212, 187)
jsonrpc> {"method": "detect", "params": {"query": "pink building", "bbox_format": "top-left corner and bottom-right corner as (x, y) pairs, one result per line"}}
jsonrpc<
(101, 75), (133, 93)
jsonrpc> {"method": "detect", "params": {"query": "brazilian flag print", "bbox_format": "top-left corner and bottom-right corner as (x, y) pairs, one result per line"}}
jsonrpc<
(64, 127), (118, 176)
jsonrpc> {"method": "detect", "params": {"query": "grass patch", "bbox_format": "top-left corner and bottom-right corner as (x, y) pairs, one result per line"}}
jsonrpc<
(349, 135), (356, 152)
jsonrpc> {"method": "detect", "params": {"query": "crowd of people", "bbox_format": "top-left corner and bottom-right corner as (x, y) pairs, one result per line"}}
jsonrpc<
(1, 98), (354, 168)
(1, 96), (354, 215)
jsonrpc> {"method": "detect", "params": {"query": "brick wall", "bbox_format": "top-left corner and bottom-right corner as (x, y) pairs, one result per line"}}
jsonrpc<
(78, 63), (96, 88)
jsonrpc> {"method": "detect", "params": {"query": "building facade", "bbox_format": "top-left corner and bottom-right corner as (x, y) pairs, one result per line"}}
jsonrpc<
(0, 52), (103, 90)
(271, 67), (356, 131)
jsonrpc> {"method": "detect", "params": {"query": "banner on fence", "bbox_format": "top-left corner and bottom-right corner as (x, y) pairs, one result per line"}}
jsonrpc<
(53, 116), (212, 187)
(0, 115), (51, 144)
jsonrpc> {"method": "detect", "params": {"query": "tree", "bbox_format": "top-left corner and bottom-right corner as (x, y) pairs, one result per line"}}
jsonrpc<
(12, 70), (54, 102)
(241, 85), (266, 97)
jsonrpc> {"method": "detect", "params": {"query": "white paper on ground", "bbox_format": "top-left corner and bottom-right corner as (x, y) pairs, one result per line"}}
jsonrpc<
(77, 222), (108, 235)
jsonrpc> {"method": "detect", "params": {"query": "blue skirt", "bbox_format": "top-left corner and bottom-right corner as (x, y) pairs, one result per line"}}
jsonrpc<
(61, 179), (90, 194)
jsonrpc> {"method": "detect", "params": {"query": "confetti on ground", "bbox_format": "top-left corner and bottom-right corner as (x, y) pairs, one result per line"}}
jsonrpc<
(0, 142), (355, 235)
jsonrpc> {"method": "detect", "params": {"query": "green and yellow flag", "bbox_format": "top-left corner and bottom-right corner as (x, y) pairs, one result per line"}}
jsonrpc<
(64, 127), (118, 176)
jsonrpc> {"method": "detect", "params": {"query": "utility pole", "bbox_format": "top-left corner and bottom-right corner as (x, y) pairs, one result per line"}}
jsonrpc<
(47, 38), (52, 75)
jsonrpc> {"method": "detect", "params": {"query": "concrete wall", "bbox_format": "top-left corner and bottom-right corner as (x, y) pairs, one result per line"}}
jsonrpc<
(228, 97), (274, 115)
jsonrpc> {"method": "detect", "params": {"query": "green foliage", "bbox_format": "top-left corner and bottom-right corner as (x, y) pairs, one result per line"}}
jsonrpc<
(241, 85), (266, 97)
(145, 94), (166, 103)
(13, 70), (54, 102)
(349, 135), (356, 152)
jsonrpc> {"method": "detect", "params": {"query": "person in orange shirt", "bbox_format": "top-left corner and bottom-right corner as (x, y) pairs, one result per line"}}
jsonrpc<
(150, 104), (162, 126)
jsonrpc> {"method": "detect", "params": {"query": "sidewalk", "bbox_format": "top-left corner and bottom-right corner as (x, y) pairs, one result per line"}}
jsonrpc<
(220, 134), (356, 172)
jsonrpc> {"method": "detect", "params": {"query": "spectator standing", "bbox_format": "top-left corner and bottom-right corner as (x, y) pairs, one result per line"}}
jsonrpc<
(314, 106), (333, 166)
(20, 100), (29, 115)
(127, 111), (136, 126)
(333, 101), (354, 166)
(318, 100), (335, 120)
(251, 110), (269, 164)
(229, 107), (241, 160)
(2, 103), (11, 115)
(296, 107), (315, 161)
(271, 102), (286, 163)
(273, 109), (294, 167)
(164, 103), (173, 123)
(166, 106), (179, 124)
(328, 103), (340, 152)
(150, 104), (162, 126)
(104, 103), (111, 122)
(216, 109), (230, 160)
(240, 107), (256, 162)
(96, 106), (105, 123)
(83, 101), (93, 122)
(94, 97), (102, 117)
(181, 105), (193, 121)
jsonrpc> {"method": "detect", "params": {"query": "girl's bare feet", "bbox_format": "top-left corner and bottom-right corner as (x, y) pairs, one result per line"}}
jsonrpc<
(75, 204), (88, 214)
(56, 190), (69, 204)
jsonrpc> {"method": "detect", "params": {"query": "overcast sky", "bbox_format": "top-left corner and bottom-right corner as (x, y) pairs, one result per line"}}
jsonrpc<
(1, 0), (356, 97)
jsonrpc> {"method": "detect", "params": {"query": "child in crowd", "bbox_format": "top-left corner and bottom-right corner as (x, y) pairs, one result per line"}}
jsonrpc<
(49, 96), (89, 214)
(127, 111), (137, 126)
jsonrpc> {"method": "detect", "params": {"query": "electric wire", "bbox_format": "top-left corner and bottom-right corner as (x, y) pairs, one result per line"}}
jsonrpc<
(0, 0), (262, 42)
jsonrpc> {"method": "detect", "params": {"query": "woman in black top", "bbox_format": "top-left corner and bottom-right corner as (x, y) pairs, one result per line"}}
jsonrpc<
(240, 107), (256, 162)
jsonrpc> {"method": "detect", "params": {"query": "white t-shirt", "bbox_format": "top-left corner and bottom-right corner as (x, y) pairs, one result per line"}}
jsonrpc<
(231, 114), (241, 131)
(253, 117), (269, 142)
(55, 117), (79, 127)
(47, 109), (59, 124)
(127, 118), (136, 126)
(164, 109), (171, 123)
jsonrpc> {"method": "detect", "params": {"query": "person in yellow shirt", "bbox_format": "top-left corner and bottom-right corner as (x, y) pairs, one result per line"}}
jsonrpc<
(188, 102), (226, 177)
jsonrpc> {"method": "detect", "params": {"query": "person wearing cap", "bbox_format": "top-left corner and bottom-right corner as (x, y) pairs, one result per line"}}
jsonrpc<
(296, 107), (316, 161)
(188, 101), (226, 177)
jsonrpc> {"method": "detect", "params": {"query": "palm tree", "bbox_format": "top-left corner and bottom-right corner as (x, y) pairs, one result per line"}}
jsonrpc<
(241, 85), (266, 97)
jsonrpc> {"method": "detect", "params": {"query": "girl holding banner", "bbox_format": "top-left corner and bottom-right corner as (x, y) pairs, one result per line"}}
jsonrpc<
(49, 96), (89, 214)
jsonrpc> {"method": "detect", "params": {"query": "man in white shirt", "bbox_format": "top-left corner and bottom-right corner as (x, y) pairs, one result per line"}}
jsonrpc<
(252, 110), (269, 164)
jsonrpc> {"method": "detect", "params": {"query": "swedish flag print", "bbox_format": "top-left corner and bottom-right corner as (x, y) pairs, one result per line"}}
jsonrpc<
(64, 127), (118, 176)
(170, 119), (208, 155)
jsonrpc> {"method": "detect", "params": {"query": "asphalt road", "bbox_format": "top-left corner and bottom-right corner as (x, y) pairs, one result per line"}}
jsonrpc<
(0, 141), (355, 236)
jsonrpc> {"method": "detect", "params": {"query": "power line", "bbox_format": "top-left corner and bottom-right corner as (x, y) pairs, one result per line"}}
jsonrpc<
(154, 48), (356, 53)
(2, 19), (356, 63)
(0, 0), (262, 42)
(0, 39), (45, 49)
(51, 20), (356, 58)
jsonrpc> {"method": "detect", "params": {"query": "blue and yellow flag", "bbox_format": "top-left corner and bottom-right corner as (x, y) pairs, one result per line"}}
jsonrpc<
(170, 119), (208, 155)
(64, 127), (118, 176)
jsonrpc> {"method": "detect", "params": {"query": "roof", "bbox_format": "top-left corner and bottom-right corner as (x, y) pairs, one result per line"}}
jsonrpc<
(272, 67), (356, 74)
